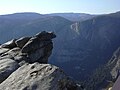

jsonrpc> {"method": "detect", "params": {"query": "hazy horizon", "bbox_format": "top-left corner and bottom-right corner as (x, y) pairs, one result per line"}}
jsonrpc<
(0, 0), (120, 15)
(0, 10), (119, 16)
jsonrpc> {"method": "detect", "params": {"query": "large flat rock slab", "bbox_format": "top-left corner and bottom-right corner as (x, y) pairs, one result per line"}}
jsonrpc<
(0, 63), (79, 90)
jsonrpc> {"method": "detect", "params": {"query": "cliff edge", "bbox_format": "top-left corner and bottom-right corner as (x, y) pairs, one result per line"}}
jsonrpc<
(0, 31), (81, 90)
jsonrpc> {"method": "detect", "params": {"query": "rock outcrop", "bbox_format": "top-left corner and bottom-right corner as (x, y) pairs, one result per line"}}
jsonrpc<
(109, 47), (120, 80)
(0, 31), (56, 64)
(0, 31), (81, 90)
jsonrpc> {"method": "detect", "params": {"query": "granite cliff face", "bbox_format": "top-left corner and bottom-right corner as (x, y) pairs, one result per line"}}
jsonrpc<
(85, 47), (120, 90)
(0, 31), (80, 90)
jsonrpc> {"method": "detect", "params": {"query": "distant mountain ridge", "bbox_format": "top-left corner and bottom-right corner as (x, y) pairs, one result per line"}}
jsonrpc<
(0, 12), (97, 22)
(47, 13), (96, 21)
(0, 13), (73, 43)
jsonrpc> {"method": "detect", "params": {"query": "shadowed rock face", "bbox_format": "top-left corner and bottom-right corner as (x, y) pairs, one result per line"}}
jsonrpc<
(0, 31), (81, 90)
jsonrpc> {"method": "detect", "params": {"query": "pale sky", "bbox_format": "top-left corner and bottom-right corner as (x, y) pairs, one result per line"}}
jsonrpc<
(0, 0), (120, 15)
